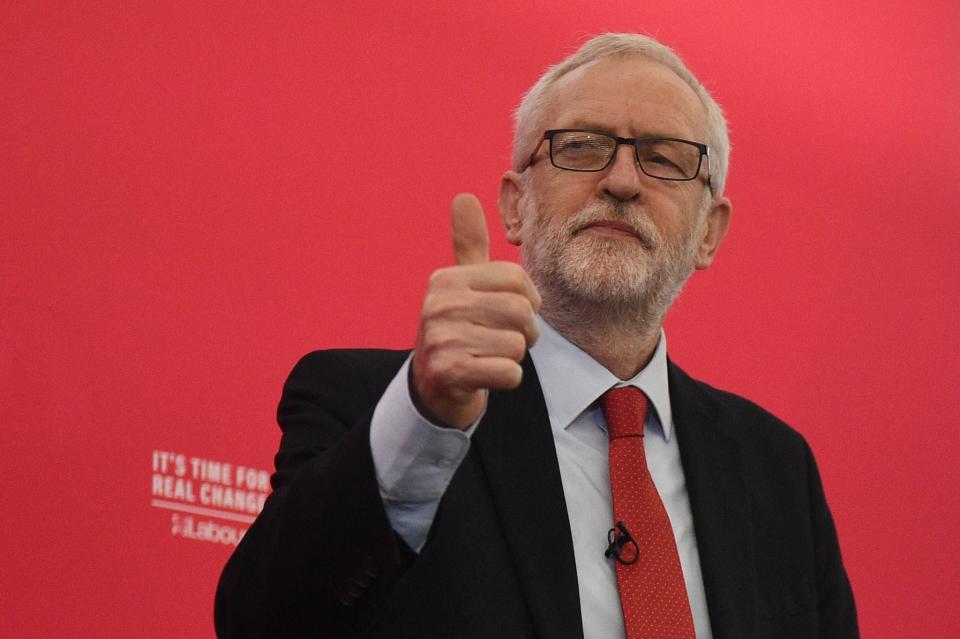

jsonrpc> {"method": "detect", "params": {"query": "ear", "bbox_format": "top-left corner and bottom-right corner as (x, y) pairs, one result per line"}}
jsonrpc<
(498, 170), (526, 246)
(694, 195), (732, 270)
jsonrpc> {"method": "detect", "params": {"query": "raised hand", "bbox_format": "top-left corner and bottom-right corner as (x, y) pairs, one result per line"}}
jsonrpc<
(410, 193), (541, 429)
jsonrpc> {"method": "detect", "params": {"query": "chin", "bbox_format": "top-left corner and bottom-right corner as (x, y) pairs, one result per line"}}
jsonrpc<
(543, 238), (660, 306)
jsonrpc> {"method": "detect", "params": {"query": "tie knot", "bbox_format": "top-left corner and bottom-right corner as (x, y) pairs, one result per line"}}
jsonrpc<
(601, 386), (649, 440)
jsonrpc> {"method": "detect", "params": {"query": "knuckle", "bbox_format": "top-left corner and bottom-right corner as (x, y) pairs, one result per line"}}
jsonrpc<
(423, 351), (456, 387)
(420, 293), (442, 318)
(502, 362), (523, 388)
(428, 267), (457, 289)
(422, 324), (459, 352)
(505, 295), (531, 320)
(502, 263), (526, 288)
(507, 332), (526, 360)
(435, 354), (471, 389)
(527, 321), (541, 344)
(421, 291), (439, 316)
(423, 291), (469, 320)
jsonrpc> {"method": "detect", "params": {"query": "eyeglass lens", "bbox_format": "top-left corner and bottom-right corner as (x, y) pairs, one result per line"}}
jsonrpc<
(550, 131), (701, 179)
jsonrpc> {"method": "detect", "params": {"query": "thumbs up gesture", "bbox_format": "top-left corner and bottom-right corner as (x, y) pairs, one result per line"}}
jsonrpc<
(411, 193), (542, 429)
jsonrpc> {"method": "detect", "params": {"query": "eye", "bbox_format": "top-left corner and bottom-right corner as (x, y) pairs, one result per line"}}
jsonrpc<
(645, 153), (678, 167)
(637, 141), (697, 178)
(549, 131), (617, 170)
(557, 136), (607, 152)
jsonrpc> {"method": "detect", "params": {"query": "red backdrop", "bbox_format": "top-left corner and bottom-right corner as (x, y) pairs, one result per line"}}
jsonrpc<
(2, 2), (958, 637)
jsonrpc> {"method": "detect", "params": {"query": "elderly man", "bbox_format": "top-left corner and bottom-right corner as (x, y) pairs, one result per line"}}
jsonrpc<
(215, 33), (858, 638)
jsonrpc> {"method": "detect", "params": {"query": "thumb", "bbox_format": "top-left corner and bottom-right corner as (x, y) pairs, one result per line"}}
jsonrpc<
(451, 193), (490, 266)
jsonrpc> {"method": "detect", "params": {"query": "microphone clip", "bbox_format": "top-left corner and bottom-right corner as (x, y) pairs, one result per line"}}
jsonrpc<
(605, 521), (639, 565)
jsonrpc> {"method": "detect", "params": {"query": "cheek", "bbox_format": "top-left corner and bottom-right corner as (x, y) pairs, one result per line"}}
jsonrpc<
(540, 170), (596, 204)
(645, 200), (686, 238)
(648, 189), (704, 238)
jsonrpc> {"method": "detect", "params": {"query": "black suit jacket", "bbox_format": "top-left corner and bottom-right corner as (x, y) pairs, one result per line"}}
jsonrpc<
(215, 349), (857, 638)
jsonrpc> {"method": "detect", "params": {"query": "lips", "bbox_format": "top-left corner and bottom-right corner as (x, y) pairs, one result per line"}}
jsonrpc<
(581, 220), (637, 236)
(575, 219), (655, 249)
(562, 201), (660, 251)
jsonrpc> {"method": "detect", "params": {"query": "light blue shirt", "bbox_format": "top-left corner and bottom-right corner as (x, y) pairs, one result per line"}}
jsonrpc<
(369, 316), (713, 638)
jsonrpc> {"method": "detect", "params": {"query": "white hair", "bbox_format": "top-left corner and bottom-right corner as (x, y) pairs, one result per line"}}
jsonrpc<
(512, 33), (731, 195)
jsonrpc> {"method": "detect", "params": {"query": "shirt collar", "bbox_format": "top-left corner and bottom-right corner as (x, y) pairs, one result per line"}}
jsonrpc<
(527, 315), (674, 440)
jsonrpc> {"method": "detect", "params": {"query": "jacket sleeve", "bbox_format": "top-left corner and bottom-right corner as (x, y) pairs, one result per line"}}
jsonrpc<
(214, 349), (415, 639)
(804, 443), (859, 637)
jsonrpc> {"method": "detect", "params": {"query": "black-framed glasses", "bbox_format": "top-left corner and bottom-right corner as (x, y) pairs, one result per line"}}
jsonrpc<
(526, 129), (712, 191)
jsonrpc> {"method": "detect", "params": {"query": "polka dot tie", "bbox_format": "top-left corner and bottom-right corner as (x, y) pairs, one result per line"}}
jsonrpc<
(601, 387), (696, 639)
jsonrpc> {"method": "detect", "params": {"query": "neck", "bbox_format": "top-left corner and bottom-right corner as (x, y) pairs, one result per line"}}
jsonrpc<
(539, 292), (665, 380)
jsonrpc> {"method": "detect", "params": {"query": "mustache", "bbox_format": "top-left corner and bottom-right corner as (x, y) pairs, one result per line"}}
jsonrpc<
(564, 202), (660, 251)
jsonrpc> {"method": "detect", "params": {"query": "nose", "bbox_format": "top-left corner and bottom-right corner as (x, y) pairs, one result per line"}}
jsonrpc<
(597, 144), (642, 202)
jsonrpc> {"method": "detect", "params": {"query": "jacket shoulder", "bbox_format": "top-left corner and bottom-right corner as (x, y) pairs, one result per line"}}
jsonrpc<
(281, 348), (411, 415)
(669, 360), (809, 456)
(287, 348), (411, 387)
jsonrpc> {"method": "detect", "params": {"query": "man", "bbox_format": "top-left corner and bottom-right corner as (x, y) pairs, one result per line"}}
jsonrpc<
(215, 33), (858, 638)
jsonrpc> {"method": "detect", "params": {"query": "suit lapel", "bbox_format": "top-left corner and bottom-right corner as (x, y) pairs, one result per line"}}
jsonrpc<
(470, 355), (759, 638)
(473, 354), (584, 639)
(669, 360), (758, 639)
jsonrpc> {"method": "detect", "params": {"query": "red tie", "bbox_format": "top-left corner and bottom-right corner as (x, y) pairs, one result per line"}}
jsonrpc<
(602, 386), (696, 639)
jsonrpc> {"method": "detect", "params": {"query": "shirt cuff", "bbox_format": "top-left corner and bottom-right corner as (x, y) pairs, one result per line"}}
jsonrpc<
(370, 355), (480, 502)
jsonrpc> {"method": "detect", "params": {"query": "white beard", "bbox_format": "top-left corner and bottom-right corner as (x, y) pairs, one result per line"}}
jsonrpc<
(520, 195), (707, 326)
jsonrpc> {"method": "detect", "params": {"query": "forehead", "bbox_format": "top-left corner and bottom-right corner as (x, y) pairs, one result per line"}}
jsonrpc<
(544, 56), (707, 140)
